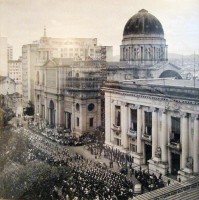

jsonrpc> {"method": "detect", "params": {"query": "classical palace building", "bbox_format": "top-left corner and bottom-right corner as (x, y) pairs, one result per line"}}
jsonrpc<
(103, 9), (199, 179)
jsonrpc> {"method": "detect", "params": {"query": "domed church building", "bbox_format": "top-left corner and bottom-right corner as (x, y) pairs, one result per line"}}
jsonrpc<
(107, 9), (181, 80)
(103, 9), (199, 180)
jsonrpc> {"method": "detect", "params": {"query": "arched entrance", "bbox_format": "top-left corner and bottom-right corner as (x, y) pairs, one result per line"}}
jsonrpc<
(49, 100), (55, 127)
(159, 70), (182, 79)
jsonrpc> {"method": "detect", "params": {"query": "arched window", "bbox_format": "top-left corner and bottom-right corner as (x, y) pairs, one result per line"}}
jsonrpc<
(49, 100), (54, 109)
(76, 73), (79, 77)
(76, 103), (80, 111)
(68, 71), (72, 77)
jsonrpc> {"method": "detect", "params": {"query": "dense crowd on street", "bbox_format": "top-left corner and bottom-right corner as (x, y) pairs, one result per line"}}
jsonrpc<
(14, 127), (135, 199)
(10, 121), (167, 199)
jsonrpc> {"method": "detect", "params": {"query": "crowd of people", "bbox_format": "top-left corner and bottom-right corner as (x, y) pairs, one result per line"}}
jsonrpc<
(135, 169), (164, 191)
(15, 127), (135, 199)
(11, 119), (168, 200)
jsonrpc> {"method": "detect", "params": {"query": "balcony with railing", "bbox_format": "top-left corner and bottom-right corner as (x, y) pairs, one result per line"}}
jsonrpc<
(168, 140), (181, 152)
(64, 80), (102, 91)
(142, 133), (152, 142)
(112, 124), (121, 132)
(127, 128), (137, 139)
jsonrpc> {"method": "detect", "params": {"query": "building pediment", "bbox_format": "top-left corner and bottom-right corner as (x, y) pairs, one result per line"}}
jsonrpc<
(43, 59), (57, 68)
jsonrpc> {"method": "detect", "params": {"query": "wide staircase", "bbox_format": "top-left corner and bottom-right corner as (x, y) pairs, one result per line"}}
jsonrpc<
(134, 176), (199, 200)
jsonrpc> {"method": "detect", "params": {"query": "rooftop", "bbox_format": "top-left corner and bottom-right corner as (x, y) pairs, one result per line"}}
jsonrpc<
(124, 78), (199, 89)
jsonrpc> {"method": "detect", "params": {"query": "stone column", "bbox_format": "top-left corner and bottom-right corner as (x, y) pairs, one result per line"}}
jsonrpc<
(58, 100), (63, 126)
(110, 101), (115, 143)
(55, 101), (58, 127)
(181, 114), (189, 169)
(193, 115), (199, 173)
(120, 46), (123, 61)
(44, 97), (46, 120)
(166, 46), (168, 60)
(129, 46), (132, 61)
(152, 109), (158, 158)
(123, 47), (125, 61)
(80, 103), (87, 133)
(105, 94), (111, 144)
(48, 108), (51, 125)
(137, 106), (142, 154)
(71, 103), (75, 131)
(121, 103), (128, 149)
(161, 110), (168, 162)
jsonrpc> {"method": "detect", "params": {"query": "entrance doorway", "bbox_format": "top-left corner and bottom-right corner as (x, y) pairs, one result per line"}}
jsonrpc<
(65, 112), (71, 130)
(49, 100), (55, 127)
(145, 144), (152, 164)
(171, 153), (180, 175)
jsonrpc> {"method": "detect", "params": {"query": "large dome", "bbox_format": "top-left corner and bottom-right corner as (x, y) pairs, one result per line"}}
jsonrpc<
(123, 9), (164, 36)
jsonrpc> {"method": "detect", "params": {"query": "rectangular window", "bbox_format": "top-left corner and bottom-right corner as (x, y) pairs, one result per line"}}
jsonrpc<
(171, 117), (180, 142)
(89, 118), (94, 127)
(131, 109), (137, 131)
(129, 143), (137, 152)
(114, 138), (121, 146)
(77, 117), (79, 127)
(145, 111), (152, 135)
(115, 106), (121, 126)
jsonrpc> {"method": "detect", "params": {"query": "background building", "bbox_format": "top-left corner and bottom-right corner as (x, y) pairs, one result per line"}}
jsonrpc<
(0, 36), (8, 76)
(8, 57), (22, 94)
(0, 76), (16, 95)
(103, 9), (199, 180)
(22, 29), (112, 109)
(7, 45), (13, 61)
(22, 43), (38, 106)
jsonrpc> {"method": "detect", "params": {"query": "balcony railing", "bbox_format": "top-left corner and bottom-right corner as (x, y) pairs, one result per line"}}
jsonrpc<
(65, 77), (106, 82)
(112, 124), (121, 132)
(142, 133), (152, 142)
(127, 129), (137, 139)
(167, 141), (181, 152)
(64, 86), (99, 91)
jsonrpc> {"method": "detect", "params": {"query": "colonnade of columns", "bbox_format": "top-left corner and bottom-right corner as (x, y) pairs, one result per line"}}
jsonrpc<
(120, 45), (168, 62)
(110, 101), (199, 173)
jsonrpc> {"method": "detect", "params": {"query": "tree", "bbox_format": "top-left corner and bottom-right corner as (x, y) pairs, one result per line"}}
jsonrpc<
(0, 163), (71, 199)
(24, 101), (34, 116)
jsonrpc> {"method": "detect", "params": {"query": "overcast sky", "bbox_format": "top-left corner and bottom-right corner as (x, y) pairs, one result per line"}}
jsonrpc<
(0, 0), (199, 59)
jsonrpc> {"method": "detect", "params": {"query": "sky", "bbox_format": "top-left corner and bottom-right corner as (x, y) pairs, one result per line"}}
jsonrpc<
(0, 0), (199, 59)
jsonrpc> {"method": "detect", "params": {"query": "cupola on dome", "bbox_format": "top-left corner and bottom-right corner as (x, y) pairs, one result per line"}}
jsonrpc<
(123, 9), (164, 36)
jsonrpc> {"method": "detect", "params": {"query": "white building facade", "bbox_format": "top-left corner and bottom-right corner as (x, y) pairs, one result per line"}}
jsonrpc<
(103, 79), (199, 178)
(8, 58), (22, 94)
(0, 36), (8, 76)
(22, 43), (38, 106)
(7, 45), (13, 61)
(35, 58), (106, 136)
(103, 9), (199, 179)
(0, 76), (16, 95)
